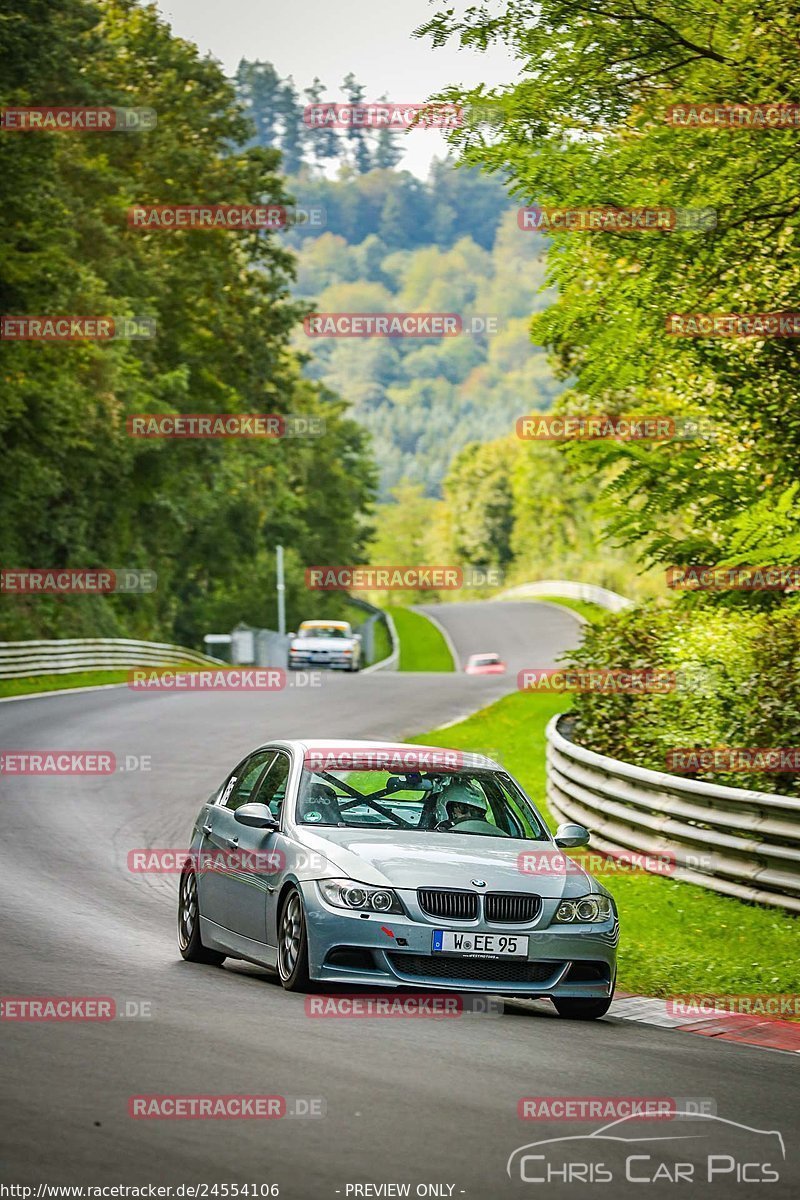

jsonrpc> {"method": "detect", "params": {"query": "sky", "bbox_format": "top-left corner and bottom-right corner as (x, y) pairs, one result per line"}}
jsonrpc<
(154, 0), (519, 176)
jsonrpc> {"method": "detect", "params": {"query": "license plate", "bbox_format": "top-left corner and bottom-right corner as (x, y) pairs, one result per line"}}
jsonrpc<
(432, 931), (529, 957)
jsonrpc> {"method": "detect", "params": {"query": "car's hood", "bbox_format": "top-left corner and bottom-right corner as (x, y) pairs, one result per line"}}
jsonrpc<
(293, 827), (593, 898)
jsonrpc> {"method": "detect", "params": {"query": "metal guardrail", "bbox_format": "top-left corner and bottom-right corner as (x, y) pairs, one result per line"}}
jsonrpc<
(493, 579), (633, 612)
(546, 714), (800, 913)
(0, 638), (221, 679)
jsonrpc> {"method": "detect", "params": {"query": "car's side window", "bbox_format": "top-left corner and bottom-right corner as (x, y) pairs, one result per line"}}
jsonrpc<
(253, 751), (291, 819)
(222, 751), (275, 812)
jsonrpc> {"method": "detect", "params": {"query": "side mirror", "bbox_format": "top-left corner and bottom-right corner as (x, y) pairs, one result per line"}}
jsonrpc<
(554, 822), (590, 848)
(287, 632), (296, 640)
(234, 802), (279, 830)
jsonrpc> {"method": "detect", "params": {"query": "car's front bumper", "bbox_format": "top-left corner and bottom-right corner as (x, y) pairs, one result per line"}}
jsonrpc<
(301, 883), (618, 998)
(288, 654), (354, 670)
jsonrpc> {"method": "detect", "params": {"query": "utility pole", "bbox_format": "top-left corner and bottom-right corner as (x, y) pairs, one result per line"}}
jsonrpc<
(276, 544), (286, 635)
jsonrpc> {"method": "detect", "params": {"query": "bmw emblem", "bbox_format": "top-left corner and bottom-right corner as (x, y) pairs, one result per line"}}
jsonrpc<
(472, 879), (487, 887)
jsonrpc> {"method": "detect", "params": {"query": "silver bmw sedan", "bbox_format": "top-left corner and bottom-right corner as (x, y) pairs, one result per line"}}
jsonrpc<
(178, 739), (618, 1019)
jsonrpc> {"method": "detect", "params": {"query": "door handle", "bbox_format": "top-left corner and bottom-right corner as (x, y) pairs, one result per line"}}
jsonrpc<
(226, 836), (239, 848)
(202, 823), (213, 837)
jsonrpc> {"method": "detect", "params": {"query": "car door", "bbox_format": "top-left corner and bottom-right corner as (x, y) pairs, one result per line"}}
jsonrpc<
(248, 751), (293, 948)
(217, 750), (292, 945)
(197, 749), (276, 934)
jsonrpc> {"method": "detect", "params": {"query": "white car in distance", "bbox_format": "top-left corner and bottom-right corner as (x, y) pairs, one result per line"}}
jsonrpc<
(288, 620), (362, 672)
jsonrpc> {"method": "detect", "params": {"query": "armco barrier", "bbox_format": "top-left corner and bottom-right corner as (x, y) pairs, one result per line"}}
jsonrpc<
(0, 638), (222, 679)
(546, 714), (800, 913)
(494, 579), (632, 612)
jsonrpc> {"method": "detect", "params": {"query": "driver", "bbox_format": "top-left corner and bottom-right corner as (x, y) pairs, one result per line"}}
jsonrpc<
(440, 780), (490, 827)
(299, 781), (343, 824)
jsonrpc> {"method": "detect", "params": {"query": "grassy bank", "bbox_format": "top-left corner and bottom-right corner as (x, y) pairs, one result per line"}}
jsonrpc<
(0, 662), (216, 699)
(407, 689), (800, 998)
(385, 607), (454, 672)
(538, 596), (609, 624)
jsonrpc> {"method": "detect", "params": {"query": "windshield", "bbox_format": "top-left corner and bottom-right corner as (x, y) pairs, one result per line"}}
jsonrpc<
(296, 767), (548, 839)
(299, 624), (348, 639)
(472, 655), (499, 666)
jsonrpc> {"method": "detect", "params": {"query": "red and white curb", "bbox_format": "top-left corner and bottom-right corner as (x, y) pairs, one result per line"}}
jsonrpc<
(611, 993), (800, 1053)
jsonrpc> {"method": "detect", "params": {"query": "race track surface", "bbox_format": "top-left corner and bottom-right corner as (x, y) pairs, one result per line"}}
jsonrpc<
(1, 601), (797, 1197)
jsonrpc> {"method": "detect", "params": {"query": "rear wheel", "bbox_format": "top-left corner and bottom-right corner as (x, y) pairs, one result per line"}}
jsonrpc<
(178, 867), (225, 964)
(277, 888), (312, 991)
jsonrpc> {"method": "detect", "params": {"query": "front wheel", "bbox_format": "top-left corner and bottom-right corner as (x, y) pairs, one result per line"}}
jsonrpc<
(178, 868), (226, 964)
(277, 888), (312, 991)
(552, 995), (613, 1020)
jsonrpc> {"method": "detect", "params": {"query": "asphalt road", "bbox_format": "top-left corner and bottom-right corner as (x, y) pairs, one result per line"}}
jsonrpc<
(1, 601), (797, 1197)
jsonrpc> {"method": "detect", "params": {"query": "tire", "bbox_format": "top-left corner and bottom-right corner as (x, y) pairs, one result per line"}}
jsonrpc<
(178, 867), (226, 965)
(552, 995), (613, 1020)
(277, 887), (312, 992)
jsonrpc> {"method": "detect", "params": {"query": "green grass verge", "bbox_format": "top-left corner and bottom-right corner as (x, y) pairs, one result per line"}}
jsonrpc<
(537, 596), (608, 623)
(385, 606), (454, 672)
(0, 661), (214, 699)
(407, 689), (800, 999)
(368, 617), (393, 666)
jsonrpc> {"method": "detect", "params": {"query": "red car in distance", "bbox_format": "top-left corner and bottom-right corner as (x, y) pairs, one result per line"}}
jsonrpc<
(465, 652), (507, 675)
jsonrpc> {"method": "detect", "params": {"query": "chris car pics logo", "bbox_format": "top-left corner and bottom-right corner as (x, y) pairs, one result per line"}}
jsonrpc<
(507, 1112), (784, 1185)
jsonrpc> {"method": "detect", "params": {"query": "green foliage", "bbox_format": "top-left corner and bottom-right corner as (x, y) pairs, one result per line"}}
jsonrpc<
(296, 216), (563, 494)
(417, 0), (800, 572)
(0, 0), (376, 644)
(564, 600), (800, 795)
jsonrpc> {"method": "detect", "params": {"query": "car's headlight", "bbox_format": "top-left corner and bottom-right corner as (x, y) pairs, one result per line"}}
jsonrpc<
(318, 878), (403, 914)
(553, 895), (613, 924)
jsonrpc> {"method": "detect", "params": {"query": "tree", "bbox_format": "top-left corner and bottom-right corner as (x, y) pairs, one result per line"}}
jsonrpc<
(303, 76), (340, 168)
(372, 94), (402, 170)
(341, 72), (373, 175)
(276, 75), (306, 175)
(417, 0), (800, 577)
(234, 58), (282, 149)
(0, 0), (376, 642)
